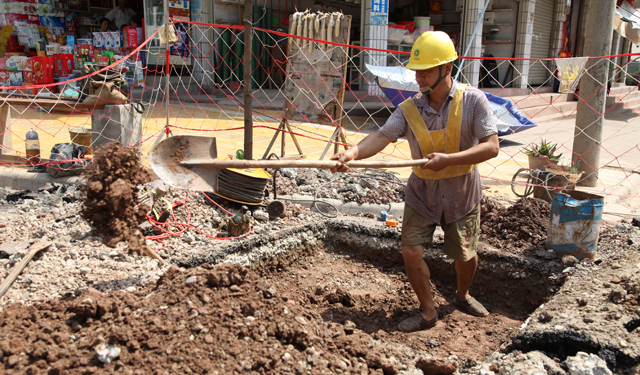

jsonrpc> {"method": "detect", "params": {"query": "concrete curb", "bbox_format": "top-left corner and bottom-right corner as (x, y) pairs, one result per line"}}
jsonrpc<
(280, 194), (405, 218)
(0, 167), (85, 191)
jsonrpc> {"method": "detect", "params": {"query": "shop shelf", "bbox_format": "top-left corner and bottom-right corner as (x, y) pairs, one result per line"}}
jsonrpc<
(215, 0), (245, 5)
(483, 23), (513, 27)
(484, 39), (512, 44)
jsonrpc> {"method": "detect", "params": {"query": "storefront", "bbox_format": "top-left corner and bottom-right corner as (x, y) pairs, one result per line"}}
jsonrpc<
(0, 0), (589, 94)
(144, 0), (192, 67)
(0, 0), (149, 93)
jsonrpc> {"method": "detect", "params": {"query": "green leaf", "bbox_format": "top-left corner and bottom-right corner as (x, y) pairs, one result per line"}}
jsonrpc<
(524, 139), (561, 160)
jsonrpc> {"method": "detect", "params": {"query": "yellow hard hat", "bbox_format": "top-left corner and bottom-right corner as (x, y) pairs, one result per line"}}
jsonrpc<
(406, 31), (458, 71)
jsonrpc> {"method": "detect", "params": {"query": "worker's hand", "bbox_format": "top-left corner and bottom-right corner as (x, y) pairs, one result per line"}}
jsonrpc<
(330, 148), (357, 173)
(421, 153), (450, 171)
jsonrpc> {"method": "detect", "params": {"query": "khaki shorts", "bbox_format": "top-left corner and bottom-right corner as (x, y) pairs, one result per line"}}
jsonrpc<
(401, 203), (480, 262)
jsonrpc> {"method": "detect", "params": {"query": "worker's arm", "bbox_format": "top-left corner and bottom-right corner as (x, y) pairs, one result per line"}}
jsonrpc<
(422, 133), (499, 171)
(330, 131), (391, 172)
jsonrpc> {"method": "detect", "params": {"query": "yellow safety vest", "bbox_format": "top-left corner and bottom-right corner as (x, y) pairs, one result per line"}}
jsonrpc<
(399, 84), (475, 180)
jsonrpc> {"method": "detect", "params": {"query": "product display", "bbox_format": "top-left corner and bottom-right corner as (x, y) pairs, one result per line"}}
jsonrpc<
(0, 0), (191, 92)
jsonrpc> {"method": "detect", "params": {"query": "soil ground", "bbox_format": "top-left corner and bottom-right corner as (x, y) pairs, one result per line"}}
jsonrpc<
(0, 164), (639, 374)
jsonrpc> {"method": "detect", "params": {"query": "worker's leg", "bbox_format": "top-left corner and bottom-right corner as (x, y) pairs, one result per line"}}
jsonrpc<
(455, 254), (478, 301)
(442, 203), (488, 317)
(398, 205), (438, 332)
(402, 244), (437, 321)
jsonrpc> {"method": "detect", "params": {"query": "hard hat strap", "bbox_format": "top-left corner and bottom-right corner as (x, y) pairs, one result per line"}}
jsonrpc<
(419, 65), (446, 95)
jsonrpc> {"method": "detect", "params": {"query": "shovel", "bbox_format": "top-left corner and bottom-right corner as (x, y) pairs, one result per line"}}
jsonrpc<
(150, 135), (429, 192)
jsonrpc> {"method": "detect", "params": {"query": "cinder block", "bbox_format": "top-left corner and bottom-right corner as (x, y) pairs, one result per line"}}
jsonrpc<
(91, 104), (142, 154)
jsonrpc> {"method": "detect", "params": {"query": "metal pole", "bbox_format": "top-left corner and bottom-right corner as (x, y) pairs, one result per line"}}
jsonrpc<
(571, 0), (615, 187)
(454, 0), (491, 82)
(244, 0), (254, 160)
(164, 0), (171, 132)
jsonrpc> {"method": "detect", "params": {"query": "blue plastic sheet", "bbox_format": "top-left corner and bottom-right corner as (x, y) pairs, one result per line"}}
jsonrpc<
(367, 64), (537, 136)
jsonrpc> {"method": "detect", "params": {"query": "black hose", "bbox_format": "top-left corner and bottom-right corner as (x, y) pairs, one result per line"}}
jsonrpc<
(511, 168), (556, 200)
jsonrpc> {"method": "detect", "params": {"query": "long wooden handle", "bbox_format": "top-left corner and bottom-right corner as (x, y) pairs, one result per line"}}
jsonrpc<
(181, 158), (429, 169)
(0, 241), (52, 300)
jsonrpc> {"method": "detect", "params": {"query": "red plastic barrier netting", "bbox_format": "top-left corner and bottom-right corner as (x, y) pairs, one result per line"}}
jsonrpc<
(1, 18), (638, 199)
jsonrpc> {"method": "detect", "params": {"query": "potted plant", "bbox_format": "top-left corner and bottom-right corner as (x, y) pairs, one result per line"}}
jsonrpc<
(524, 140), (562, 170)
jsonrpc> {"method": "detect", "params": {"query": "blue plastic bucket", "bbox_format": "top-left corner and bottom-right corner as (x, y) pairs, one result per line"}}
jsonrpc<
(547, 190), (604, 260)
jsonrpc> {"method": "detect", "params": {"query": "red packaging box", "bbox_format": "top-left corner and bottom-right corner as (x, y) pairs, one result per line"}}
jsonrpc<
(27, 56), (54, 84)
(0, 69), (9, 92)
(122, 26), (138, 49)
(169, 8), (190, 18)
(54, 53), (74, 76)
(23, 69), (35, 85)
(22, 70), (40, 95)
(0, 70), (9, 86)
(97, 55), (109, 65)
(74, 43), (95, 68)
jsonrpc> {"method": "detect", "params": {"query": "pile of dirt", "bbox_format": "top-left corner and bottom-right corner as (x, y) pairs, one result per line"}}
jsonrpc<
(0, 263), (406, 374)
(81, 143), (152, 254)
(480, 197), (551, 252)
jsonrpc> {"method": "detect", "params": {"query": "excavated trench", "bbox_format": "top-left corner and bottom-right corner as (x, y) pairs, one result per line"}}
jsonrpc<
(1, 207), (638, 374)
(171, 218), (570, 366)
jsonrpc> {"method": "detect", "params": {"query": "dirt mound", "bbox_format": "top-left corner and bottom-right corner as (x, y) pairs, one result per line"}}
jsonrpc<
(480, 197), (551, 251)
(81, 143), (152, 253)
(0, 263), (403, 374)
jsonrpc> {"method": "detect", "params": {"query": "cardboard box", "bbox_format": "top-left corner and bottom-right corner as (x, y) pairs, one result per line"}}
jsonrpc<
(54, 53), (73, 76)
(47, 43), (64, 55)
(0, 69), (10, 86)
(123, 27), (137, 48)
(6, 55), (29, 71)
(24, 56), (54, 84)
(97, 55), (110, 65)
(74, 43), (95, 67)
(93, 32), (104, 48)
(9, 70), (23, 86)
(111, 31), (121, 48)
(22, 83), (41, 96)
(104, 32), (113, 49)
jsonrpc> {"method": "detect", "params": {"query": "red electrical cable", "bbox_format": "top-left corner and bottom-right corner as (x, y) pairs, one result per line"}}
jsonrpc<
(143, 190), (251, 250)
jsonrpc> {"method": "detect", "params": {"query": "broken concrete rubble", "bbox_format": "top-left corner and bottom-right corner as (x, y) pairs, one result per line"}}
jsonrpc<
(0, 179), (639, 374)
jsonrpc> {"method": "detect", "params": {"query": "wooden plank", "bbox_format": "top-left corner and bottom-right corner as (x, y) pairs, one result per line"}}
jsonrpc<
(0, 154), (51, 165)
(284, 120), (304, 156)
(0, 242), (52, 301)
(0, 104), (12, 155)
(330, 16), (352, 155)
(0, 97), (105, 110)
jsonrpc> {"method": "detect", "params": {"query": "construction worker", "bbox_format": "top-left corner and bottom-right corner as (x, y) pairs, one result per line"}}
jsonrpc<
(330, 31), (499, 332)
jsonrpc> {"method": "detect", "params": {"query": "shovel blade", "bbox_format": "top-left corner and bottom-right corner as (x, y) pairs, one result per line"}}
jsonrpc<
(150, 135), (220, 192)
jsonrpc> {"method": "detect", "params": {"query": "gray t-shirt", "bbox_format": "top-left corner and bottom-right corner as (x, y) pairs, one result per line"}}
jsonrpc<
(379, 80), (498, 223)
